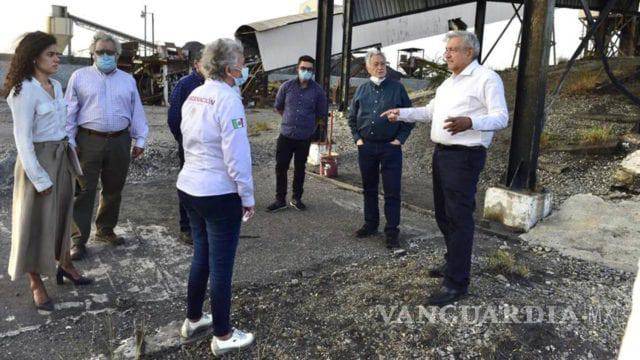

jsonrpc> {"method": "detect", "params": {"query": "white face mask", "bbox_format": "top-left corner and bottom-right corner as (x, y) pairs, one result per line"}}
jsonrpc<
(370, 76), (385, 86)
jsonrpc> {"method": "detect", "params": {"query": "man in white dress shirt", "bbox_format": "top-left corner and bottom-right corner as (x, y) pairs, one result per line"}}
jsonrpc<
(382, 30), (508, 306)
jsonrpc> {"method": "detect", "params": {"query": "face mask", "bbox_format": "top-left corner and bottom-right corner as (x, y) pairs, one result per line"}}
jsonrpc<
(231, 66), (249, 87)
(95, 54), (117, 73)
(370, 76), (385, 86)
(298, 69), (313, 81)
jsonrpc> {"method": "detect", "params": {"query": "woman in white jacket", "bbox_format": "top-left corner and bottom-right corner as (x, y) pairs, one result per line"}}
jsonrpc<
(175, 38), (255, 356)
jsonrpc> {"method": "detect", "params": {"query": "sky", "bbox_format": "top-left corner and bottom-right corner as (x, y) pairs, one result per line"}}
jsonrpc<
(1, 1), (591, 71)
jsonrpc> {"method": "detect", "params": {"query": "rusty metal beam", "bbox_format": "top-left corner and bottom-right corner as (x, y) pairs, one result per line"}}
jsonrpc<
(315, 0), (334, 141)
(339, 0), (354, 112)
(506, 0), (556, 191)
(474, 0), (487, 63)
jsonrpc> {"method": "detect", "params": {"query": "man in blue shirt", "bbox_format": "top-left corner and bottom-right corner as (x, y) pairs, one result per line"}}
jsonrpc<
(167, 44), (204, 245)
(348, 48), (414, 249)
(267, 55), (328, 212)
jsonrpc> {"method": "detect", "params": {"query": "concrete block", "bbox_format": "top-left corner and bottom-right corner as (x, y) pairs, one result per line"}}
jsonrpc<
(614, 150), (640, 192)
(483, 187), (553, 232)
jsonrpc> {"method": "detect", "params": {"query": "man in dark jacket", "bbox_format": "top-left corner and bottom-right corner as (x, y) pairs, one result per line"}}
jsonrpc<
(348, 48), (414, 249)
(167, 45), (205, 244)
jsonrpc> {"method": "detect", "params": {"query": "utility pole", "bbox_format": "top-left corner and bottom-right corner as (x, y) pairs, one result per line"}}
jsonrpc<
(141, 5), (147, 57)
(151, 12), (155, 55)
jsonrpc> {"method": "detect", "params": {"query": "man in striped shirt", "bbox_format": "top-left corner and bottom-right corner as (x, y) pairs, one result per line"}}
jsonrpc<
(65, 31), (149, 260)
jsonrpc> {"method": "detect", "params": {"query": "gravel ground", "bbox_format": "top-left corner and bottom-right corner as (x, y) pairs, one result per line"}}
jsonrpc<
(0, 59), (637, 358)
(155, 236), (633, 359)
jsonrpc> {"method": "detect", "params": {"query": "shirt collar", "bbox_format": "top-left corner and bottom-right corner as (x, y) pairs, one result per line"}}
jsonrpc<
(207, 79), (242, 99)
(192, 68), (204, 81)
(92, 64), (119, 77)
(459, 60), (479, 76)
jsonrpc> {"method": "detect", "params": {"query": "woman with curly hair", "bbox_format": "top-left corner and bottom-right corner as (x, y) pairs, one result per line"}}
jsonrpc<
(2, 31), (92, 312)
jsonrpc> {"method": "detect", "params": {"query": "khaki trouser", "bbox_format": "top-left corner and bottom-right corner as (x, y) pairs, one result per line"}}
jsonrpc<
(71, 129), (131, 246)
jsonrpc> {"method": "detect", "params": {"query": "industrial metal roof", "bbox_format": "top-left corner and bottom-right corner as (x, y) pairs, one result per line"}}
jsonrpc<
(239, 6), (343, 33)
(238, 0), (638, 33)
(351, 0), (638, 26)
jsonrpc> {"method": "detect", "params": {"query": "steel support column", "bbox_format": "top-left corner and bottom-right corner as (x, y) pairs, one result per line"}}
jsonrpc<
(339, 0), (354, 112)
(505, 0), (555, 191)
(474, 0), (487, 63)
(315, 0), (334, 141)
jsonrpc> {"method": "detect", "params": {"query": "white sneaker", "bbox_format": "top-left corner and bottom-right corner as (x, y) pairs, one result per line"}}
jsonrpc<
(210, 328), (255, 356)
(179, 313), (213, 343)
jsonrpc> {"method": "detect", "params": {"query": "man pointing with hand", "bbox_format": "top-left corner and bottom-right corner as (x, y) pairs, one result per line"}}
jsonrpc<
(382, 30), (508, 306)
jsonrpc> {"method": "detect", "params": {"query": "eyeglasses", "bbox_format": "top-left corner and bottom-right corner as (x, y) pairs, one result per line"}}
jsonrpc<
(444, 47), (469, 54)
(370, 61), (388, 68)
(95, 49), (117, 56)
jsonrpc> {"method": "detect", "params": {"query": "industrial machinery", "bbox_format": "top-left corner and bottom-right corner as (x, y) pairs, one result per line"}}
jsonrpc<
(47, 5), (192, 105)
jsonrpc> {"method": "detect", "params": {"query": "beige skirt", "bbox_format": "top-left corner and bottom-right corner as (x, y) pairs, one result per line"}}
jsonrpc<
(8, 139), (77, 281)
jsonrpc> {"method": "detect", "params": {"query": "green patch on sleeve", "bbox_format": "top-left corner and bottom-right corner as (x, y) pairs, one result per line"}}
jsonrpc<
(231, 118), (245, 129)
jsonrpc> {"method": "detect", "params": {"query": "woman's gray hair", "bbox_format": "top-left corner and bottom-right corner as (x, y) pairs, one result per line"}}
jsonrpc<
(365, 48), (386, 66)
(444, 30), (480, 58)
(201, 38), (244, 80)
(89, 31), (122, 55)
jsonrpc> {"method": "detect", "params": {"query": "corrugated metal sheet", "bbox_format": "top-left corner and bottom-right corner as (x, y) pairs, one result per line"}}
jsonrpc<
(241, 6), (343, 32)
(351, 0), (638, 26)
(239, 0), (639, 34)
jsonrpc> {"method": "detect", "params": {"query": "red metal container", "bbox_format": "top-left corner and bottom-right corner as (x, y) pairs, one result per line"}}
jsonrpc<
(319, 154), (338, 177)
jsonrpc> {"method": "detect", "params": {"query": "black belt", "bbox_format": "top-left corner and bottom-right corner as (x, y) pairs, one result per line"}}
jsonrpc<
(79, 127), (128, 138)
(435, 143), (485, 152)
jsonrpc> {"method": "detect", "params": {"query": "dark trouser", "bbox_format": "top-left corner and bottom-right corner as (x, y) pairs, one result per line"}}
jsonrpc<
(177, 142), (190, 232)
(432, 144), (486, 292)
(72, 129), (131, 246)
(275, 134), (311, 202)
(357, 141), (403, 237)
(178, 190), (242, 337)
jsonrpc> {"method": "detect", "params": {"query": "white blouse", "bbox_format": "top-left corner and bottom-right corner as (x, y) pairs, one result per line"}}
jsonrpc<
(7, 78), (68, 192)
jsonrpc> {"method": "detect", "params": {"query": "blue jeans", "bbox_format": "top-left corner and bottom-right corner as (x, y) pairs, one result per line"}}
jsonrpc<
(177, 142), (190, 232)
(178, 190), (242, 337)
(432, 145), (486, 292)
(357, 141), (403, 236)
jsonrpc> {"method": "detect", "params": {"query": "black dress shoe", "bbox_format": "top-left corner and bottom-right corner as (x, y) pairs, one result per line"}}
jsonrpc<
(56, 266), (94, 286)
(33, 298), (54, 312)
(289, 199), (307, 211)
(355, 225), (378, 238)
(70, 244), (86, 261)
(178, 231), (193, 245)
(427, 287), (467, 306)
(266, 200), (287, 212)
(428, 263), (447, 278)
(385, 234), (400, 249)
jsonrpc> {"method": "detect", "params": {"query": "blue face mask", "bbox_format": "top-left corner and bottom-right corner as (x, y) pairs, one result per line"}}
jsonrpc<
(298, 69), (313, 81)
(95, 54), (117, 73)
(231, 66), (249, 87)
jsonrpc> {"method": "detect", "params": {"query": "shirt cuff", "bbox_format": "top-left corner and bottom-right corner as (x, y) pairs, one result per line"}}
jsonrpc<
(398, 109), (410, 121)
(33, 177), (54, 193)
(134, 137), (146, 148)
(241, 195), (255, 208)
(469, 115), (480, 130)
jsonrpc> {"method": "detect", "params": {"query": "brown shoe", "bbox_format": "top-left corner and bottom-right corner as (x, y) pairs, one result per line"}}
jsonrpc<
(94, 233), (125, 246)
(70, 244), (87, 260)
